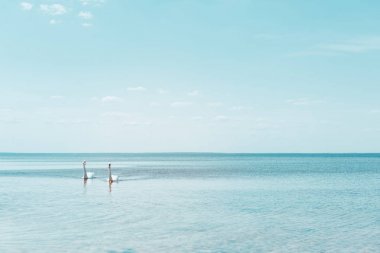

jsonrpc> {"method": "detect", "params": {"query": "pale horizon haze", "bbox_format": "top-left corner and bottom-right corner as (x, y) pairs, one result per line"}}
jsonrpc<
(1, 0), (380, 153)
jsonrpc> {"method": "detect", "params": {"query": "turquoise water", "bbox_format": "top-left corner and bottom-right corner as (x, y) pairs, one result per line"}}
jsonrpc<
(0, 153), (379, 253)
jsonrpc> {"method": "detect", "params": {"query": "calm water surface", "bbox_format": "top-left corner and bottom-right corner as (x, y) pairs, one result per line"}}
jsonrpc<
(0, 153), (379, 252)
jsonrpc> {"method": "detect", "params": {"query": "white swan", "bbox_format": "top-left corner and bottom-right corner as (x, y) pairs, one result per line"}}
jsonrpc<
(108, 163), (119, 183)
(82, 160), (95, 179)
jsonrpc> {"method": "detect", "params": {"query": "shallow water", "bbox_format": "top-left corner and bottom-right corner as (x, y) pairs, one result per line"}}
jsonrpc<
(0, 153), (379, 252)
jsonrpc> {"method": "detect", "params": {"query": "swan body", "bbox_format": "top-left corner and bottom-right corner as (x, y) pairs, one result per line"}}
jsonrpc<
(108, 163), (119, 183)
(82, 161), (95, 179)
(110, 175), (119, 181)
(86, 172), (95, 179)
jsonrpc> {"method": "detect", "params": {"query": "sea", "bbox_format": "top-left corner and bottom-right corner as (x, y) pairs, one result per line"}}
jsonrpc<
(0, 153), (379, 253)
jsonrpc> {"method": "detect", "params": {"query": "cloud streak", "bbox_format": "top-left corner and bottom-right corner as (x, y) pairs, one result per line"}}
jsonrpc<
(78, 11), (93, 19)
(49, 19), (61, 25)
(82, 23), (92, 28)
(101, 96), (123, 103)
(127, 86), (147, 92)
(230, 105), (252, 111)
(214, 115), (229, 121)
(80, 0), (106, 6)
(40, 4), (67, 16)
(319, 37), (380, 53)
(293, 36), (380, 56)
(20, 2), (33, 10)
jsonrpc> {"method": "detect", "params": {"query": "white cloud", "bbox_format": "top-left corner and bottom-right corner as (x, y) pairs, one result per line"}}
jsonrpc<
(171, 101), (192, 107)
(80, 0), (106, 6)
(320, 44), (365, 53)
(187, 90), (200, 96)
(293, 36), (380, 56)
(101, 96), (122, 103)
(82, 23), (92, 28)
(40, 4), (66, 16)
(286, 98), (324, 106)
(127, 86), (146, 92)
(230, 106), (244, 111)
(78, 11), (93, 19)
(20, 2), (33, 10)
(49, 19), (59, 25)
(230, 105), (252, 111)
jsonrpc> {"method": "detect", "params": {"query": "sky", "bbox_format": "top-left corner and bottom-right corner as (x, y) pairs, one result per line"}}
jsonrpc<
(0, 0), (380, 153)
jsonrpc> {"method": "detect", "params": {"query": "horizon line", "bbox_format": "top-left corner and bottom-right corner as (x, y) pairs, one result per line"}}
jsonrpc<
(1, 152), (380, 155)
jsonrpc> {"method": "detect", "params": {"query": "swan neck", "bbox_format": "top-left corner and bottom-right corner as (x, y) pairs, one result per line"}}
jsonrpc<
(83, 163), (88, 179)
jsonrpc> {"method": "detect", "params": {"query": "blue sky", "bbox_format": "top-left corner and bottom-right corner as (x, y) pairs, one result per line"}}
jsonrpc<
(0, 0), (380, 152)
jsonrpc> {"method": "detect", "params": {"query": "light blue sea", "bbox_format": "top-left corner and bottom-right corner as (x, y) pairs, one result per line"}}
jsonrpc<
(0, 153), (379, 253)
